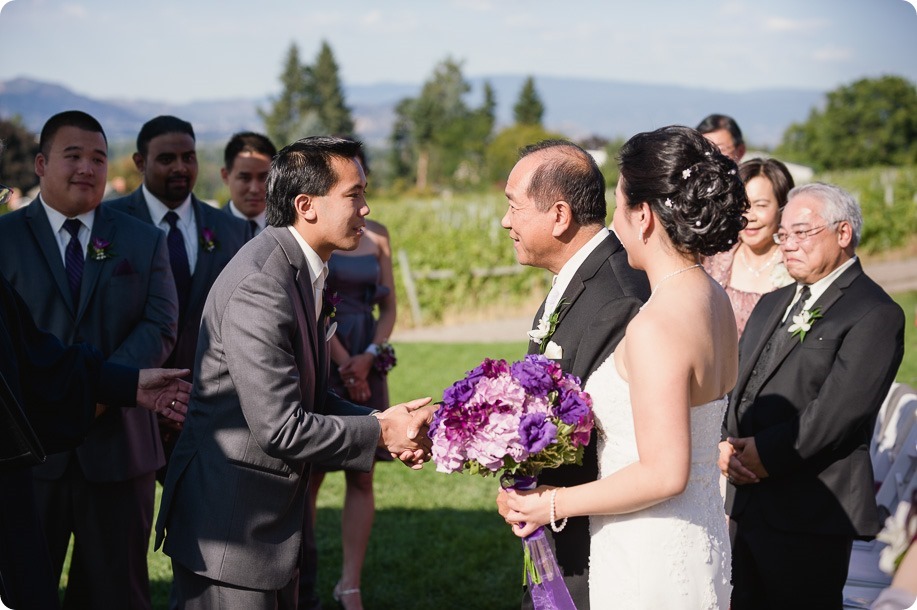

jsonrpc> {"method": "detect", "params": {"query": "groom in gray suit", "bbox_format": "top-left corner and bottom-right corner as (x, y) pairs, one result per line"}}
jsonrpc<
(155, 136), (434, 608)
(497, 140), (649, 609)
(0, 110), (178, 608)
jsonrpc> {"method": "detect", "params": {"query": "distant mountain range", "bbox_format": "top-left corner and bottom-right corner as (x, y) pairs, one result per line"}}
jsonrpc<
(0, 76), (825, 149)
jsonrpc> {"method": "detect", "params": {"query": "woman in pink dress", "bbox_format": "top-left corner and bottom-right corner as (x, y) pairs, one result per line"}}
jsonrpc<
(703, 158), (795, 337)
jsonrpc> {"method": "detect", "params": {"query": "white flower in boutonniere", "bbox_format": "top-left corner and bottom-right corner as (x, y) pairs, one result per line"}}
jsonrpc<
(876, 501), (917, 575)
(527, 301), (565, 355)
(543, 340), (563, 359)
(788, 307), (823, 342)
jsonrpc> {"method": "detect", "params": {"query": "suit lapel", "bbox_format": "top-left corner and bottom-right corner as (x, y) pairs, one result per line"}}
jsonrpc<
(76, 206), (117, 322)
(186, 197), (214, 315)
(122, 189), (155, 224)
(554, 233), (616, 327)
(271, 227), (322, 369)
(24, 200), (76, 316)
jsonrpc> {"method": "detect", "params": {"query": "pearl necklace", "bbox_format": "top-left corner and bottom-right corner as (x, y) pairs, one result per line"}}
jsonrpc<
(651, 263), (702, 297)
(738, 247), (780, 277)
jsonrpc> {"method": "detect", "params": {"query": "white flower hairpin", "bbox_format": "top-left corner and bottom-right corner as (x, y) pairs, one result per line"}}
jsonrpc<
(682, 168), (692, 179)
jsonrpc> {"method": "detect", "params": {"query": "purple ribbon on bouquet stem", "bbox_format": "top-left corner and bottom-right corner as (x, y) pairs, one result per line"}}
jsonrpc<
(501, 474), (577, 610)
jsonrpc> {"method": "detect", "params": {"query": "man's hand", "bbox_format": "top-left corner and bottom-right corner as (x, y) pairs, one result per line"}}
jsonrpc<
(375, 397), (433, 469)
(719, 437), (767, 485)
(137, 368), (191, 424)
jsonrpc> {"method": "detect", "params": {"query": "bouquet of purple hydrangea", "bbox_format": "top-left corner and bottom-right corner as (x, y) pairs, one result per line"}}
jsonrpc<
(429, 354), (593, 610)
(430, 354), (593, 478)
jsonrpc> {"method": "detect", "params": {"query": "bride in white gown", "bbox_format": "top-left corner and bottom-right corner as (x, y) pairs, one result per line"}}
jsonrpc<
(500, 126), (748, 609)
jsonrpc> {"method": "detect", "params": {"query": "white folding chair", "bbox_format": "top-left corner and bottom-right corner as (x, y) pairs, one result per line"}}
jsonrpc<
(872, 384), (917, 485)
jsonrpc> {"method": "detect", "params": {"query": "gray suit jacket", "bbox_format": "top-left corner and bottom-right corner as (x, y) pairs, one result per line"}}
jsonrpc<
(0, 199), (178, 481)
(107, 189), (251, 372)
(155, 226), (381, 591)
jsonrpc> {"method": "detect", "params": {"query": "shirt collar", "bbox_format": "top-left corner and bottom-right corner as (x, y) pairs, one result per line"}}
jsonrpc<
(39, 195), (95, 233)
(803, 255), (858, 305)
(228, 200), (266, 228)
(553, 227), (608, 297)
(142, 184), (193, 226)
(286, 226), (328, 290)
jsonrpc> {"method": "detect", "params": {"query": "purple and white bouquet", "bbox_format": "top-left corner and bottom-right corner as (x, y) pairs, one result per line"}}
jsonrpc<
(430, 354), (593, 477)
(429, 354), (593, 610)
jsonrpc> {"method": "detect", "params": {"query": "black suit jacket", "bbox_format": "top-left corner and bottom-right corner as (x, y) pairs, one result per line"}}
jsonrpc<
(725, 260), (904, 538)
(107, 189), (252, 373)
(528, 231), (649, 577)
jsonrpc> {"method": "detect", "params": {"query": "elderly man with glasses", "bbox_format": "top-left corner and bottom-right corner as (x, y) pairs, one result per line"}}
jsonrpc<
(719, 182), (905, 609)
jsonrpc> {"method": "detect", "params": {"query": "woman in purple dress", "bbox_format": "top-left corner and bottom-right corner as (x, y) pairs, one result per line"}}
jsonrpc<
(308, 217), (396, 610)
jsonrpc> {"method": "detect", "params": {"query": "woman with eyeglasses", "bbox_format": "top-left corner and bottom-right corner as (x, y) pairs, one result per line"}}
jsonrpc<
(703, 158), (796, 337)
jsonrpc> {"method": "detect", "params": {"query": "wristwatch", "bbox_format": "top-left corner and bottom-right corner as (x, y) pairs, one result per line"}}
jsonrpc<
(365, 343), (381, 356)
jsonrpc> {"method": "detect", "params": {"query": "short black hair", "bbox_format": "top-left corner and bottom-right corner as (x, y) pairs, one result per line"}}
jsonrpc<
(136, 115), (195, 157)
(224, 132), (277, 171)
(695, 114), (744, 148)
(39, 111), (107, 157)
(517, 140), (606, 226)
(265, 136), (364, 227)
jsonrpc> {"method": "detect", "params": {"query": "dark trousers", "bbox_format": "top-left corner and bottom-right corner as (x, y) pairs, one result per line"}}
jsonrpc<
(33, 460), (156, 610)
(173, 561), (297, 610)
(731, 514), (853, 610)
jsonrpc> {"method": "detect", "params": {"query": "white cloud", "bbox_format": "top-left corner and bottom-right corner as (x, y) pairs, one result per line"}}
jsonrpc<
(814, 45), (853, 61)
(764, 16), (826, 32)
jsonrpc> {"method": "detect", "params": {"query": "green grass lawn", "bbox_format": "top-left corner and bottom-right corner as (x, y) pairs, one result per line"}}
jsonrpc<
(60, 291), (916, 607)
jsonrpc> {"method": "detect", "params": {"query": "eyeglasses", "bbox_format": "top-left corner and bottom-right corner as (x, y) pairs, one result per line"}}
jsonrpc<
(0, 184), (12, 207)
(773, 221), (841, 245)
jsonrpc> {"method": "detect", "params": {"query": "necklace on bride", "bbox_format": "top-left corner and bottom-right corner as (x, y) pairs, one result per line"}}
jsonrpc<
(651, 263), (702, 297)
(738, 246), (780, 277)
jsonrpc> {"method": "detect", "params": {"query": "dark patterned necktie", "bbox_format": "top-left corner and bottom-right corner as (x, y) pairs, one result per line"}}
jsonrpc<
(249, 219), (259, 236)
(164, 211), (192, 315)
(63, 218), (84, 305)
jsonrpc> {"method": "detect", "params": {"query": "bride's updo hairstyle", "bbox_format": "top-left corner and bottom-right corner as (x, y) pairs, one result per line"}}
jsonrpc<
(618, 125), (748, 257)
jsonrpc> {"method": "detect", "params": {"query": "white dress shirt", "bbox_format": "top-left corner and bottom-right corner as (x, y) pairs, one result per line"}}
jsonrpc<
(781, 256), (858, 322)
(544, 227), (609, 315)
(287, 226), (328, 320)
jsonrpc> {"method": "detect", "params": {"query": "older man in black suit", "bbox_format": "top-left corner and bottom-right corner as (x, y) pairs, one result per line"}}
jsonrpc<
(496, 140), (649, 609)
(0, 111), (178, 609)
(721, 182), (905, 609)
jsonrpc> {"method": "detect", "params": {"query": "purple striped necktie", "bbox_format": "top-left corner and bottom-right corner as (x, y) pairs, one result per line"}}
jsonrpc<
(63, 218), (84, 304)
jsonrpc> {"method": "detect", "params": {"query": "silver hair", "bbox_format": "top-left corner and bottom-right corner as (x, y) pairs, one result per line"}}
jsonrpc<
(787, 182), (863, 249)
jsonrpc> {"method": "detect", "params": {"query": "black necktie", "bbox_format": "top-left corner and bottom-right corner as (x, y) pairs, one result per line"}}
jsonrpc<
(781, 285), (811, 331)
(63, 218), (84, 305)
(164, 211), (192, 315)
(248, 219), (259, 236)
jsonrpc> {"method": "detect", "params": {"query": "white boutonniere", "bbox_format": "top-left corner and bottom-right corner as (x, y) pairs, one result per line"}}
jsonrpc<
(876, 501), (917, 575)
(325, 321), (337, 342)
(788, 307), (823, 342)
(527, 301), (565, 354)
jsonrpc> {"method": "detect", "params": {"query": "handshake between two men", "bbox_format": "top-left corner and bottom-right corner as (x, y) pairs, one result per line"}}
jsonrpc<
(374, 397), (438, 469)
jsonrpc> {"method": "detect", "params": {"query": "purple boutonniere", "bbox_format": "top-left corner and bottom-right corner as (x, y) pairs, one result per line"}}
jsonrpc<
(323, 288), (341, 319)
(199, 227), (218, 253)
(88, 237), (115, 261)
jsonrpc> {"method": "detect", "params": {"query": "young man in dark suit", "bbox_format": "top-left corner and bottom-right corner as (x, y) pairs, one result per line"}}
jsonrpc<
(496, 140), (649, 609)
(721, 182), (905, 609)
(0, 110), (179, 609)
(221, 131), (276, 236)
(107, 116), (252, 481)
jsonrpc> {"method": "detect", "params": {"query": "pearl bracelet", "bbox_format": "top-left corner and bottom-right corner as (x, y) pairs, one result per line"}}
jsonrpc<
(550, 488), (568, 533)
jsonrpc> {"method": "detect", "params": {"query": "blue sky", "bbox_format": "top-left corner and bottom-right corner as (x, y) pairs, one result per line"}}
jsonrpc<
(0, 0), (915, 103)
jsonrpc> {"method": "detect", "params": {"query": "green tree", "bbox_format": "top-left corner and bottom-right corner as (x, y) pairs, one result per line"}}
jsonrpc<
(777, 75), (917, 171)
(0, 116), (39, 195)
(311, 41), (355, 135)
(513, 76), (545, 127)
(259, 43), (311, 146)
(485, 124), (565, 185)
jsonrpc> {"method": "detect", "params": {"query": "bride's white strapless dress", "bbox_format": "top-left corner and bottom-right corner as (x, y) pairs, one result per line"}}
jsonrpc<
(586, 355), (731, 609)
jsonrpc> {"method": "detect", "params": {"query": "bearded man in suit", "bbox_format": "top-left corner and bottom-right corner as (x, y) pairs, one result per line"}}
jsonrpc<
(720, 182), (905, 609)
(155, 136), (434, 608)
(0, 110), (178, 609)
(107, 115), (252, 481)
(496, 140), (649, 609)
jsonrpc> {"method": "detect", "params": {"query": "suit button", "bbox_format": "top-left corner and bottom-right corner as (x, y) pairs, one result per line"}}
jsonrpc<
(751, 369), (757, 376)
